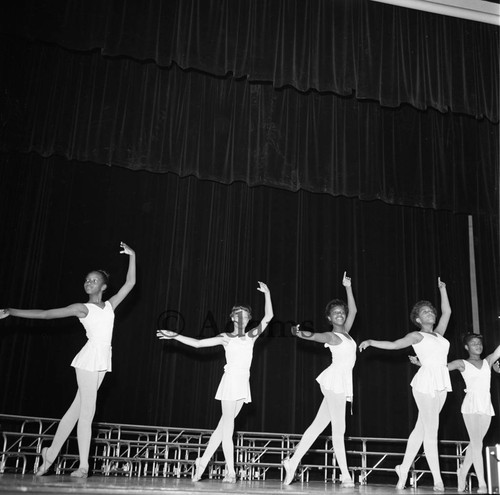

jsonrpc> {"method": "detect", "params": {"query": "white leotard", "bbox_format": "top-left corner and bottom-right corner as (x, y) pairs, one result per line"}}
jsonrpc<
(316, 332), (357, 401)
(410, 331), (451, 397)
(460, 359), (495, 416)
(71, 301), (114, 372)
(215, 334), (254, 403)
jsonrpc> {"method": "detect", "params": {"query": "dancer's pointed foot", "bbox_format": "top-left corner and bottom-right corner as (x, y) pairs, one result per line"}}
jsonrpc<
(283, 457), (295, 485)
(477, 485), (488, 494)
(222, 472), (237, 483)
(341, 479), (355, 488)
(192, 458), (205, 482)
(35, 447), (54, 476)
(70, 467), (88, 478)
(395, 465), (406, 489)
(433, 481), (445, 491)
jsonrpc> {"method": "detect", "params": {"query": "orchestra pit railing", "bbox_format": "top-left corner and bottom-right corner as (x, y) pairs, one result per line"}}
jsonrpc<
(0, 414), (469, 488)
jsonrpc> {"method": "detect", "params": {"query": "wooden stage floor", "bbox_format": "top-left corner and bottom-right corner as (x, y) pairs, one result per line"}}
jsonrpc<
(0, 474), (463, 495)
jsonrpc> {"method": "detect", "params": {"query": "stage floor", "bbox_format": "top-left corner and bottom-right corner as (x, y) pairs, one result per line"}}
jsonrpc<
(0, 474), (462, 495)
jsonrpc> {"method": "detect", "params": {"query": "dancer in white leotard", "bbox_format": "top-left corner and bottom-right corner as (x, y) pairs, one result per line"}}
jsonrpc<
(359, 277), (451, 491)
(411, 334), (500, 493)
(157, 282), (273, 483)
(283, 272), (357, 488)
(0, 242), (136, 478)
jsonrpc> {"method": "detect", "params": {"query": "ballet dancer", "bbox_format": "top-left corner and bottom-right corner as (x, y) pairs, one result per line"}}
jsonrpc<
(156, 281), (273, 483)
(410, 333), (500, 493)
(283, 272), (357, 487)
(0, 242), (136, 477)
(359, 277), (451, 491)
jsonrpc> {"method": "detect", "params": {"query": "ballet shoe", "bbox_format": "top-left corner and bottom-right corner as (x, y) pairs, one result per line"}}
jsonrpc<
(192, 458), (205, 482)
(283, 457), (295, 485)
(477, 485), (488, 494)
(70, 467), (88, 478)
(35, 447), (54, 476)
(341, 479), (355, 488)
(222, 472), (237, 483)
(395, 465), (406, 489)
(433, 482), (445, 492)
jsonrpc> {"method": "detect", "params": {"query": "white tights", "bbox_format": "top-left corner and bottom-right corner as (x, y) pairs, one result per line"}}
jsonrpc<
(287, 388), (352, 482)
(459, 413), (491, 488)
(399, 389), (447, 487)
(45, 368), (105, 470)
(198, 399), (244, 476)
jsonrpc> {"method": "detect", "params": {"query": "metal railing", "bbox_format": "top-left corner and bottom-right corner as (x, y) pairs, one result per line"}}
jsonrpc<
(0, 413), (468, 487)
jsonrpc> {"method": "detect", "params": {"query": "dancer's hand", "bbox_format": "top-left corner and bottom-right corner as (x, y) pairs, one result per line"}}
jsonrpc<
(257, 281), (270, 294)
(437, 277), (446, 289)
(156, 329), (178, 339)
(0, 309), (10, 320)
(291, 324), (312, 339)
(408, 355), (421, 366)
(358, 340), (371, 352)
(120, 242), (135, 256)
(342, 271), (351, 287)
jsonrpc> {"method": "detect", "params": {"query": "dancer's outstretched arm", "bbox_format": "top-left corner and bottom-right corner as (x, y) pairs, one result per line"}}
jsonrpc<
(343, 271), (357, 333)
(409, 355), (464, 372)
(291, 324), (333, 343)
(359, 331), (422, 352)
(247, 281), (273, 339)
(0, 304), (87, 320)
(157, 329), (227, 348)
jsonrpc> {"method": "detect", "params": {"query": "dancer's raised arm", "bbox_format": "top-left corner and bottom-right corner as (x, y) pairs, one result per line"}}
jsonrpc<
(434, 278), (451, 336)
(486, 344), (500, 368)
(247, 282), (273, 339)
(343, 271), (357, 333)
(108, 242), (136, 310)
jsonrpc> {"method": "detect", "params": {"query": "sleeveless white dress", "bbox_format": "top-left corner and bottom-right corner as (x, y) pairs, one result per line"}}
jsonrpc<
(316, 332), (357, 402)
(460, 359), (495, 416)
(215, 334), (254, 403)
(71, 301), (114, 372)
(410, 331), (451, 397)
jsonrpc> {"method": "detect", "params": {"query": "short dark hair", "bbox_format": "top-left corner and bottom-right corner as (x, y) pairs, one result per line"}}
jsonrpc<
(325, 299), (349, 319)
(410, 300), (437, 328)
(463, 333), (483, 347)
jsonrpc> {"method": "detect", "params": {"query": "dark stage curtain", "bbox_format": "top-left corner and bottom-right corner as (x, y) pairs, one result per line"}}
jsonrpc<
(0, 152), (498, 445)
(2, 39), (497, 215)
(3, 0), (498, 122)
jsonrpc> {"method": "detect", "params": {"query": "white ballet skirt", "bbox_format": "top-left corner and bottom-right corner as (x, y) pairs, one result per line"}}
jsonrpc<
(71, 301), (114, 372)
(460, 359), (495, 416)
(315, 332), (357, 402)
(215, 334), (254, 403)
(410, 331), (451, 397)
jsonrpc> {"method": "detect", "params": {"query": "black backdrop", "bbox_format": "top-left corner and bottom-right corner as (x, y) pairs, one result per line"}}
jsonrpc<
(0, 0), (499, 447)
